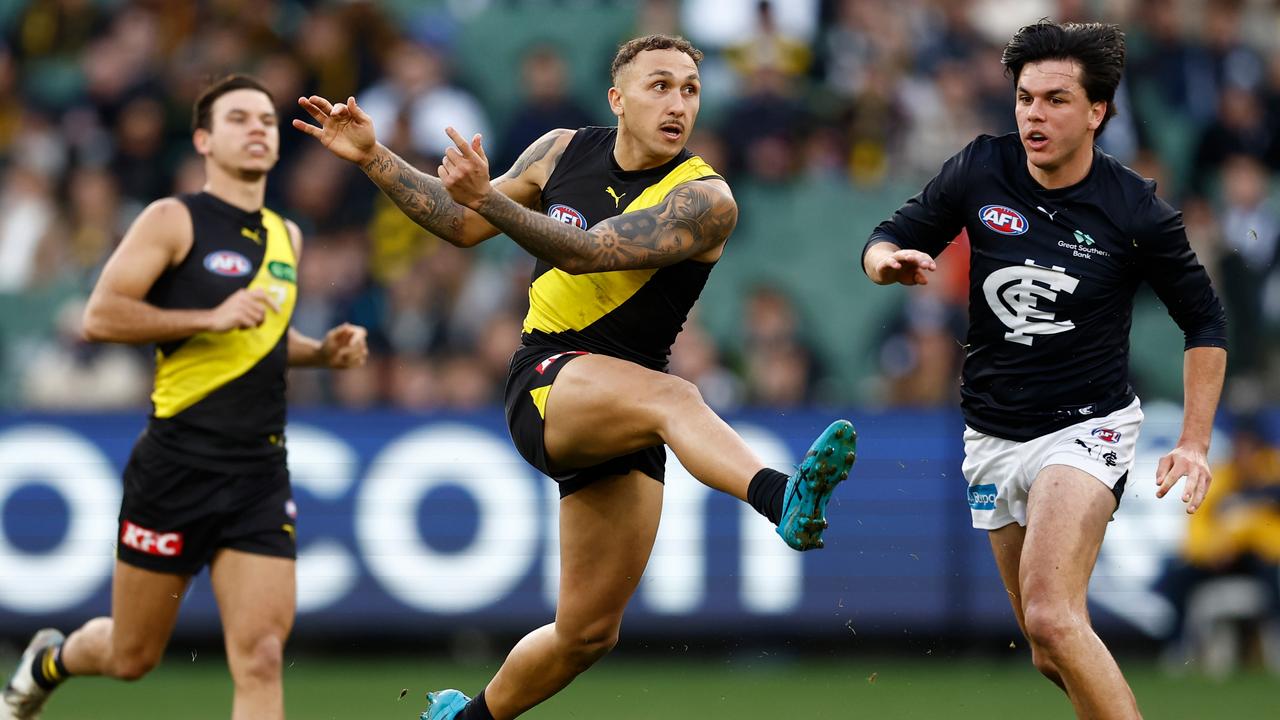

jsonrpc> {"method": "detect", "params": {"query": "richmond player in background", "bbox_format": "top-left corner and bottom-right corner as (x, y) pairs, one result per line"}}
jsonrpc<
(863, 21), (1226, 719)
(297, 34), (857, 720)
(2, 75), (367, 720)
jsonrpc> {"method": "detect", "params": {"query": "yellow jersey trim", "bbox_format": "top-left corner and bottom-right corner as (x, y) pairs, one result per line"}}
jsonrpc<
(522, 155), (719, 335)
(151, 208), (297, 418)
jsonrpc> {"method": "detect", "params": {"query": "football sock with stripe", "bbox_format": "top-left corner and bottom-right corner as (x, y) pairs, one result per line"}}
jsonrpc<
(30, 643), (71, 690)
(747, 468), (790, 526)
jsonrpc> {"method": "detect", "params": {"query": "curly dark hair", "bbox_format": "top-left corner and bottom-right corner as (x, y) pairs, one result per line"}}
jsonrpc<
(1002, 20), (1126, 136)
(610, 34), (703, 84)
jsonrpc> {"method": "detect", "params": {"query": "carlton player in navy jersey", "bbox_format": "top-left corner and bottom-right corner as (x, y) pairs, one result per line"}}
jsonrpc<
(864, 22), (1226, 719)
(1, 76), (367, 720)
(296, 35), (856, 720)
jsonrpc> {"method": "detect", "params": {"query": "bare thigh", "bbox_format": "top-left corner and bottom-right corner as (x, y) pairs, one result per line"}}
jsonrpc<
(110, 561), (190, 664)
(542, 354), (690, 470)
(1020, 464), (1116, 606)
(210, 550), (296, 646)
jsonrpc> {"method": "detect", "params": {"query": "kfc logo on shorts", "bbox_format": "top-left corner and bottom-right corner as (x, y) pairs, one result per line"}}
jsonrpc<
(547, 204), (588, 229)
(1092, 427), (1122, 444)
(121, 520), (183, 557)
(285, 499), (298, 520)
(203, 250), (253, 277)
(979, 204), (1029, 235)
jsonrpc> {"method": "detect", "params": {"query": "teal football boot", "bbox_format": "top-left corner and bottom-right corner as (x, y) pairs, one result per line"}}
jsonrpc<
(421, 689), (471, 720)
(776, 419), (857, 551)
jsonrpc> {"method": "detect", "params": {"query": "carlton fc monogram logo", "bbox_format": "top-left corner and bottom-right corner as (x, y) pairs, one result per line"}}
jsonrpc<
(605, 186), (627, 208)
(982, 260), (1080, 346)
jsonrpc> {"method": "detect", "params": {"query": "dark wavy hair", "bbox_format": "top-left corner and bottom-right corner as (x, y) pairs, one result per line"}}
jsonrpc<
(611, 34), (703, 84)
(192, 74), (274, 132)
(1001, 20), (1126, 136)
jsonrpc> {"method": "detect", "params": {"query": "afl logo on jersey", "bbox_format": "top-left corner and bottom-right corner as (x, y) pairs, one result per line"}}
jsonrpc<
(979, 205), (1029, 235)
(203, 250), (253, 277)
(547, 204), (588, 229)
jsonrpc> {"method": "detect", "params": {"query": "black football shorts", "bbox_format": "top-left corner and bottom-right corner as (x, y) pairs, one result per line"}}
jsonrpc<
(116, 436), (297, 575)
(504, 345), (666, 498)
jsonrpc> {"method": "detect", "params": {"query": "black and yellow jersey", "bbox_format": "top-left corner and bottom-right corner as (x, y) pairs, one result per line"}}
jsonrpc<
(522, 126), (722, 370)
(144, 192), (297, 468)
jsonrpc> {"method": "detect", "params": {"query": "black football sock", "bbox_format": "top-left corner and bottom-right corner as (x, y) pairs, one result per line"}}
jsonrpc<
(457, 689), (495, 720)
(747, 468), (790, 526)
(30, 643), (71, 691)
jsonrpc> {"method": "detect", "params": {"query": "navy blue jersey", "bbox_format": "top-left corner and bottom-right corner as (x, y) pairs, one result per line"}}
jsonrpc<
(864, 133), (1227, 441)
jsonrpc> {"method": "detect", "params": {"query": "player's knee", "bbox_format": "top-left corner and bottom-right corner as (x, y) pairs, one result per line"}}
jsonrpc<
(570, 631), (619, 669)
(558, 622), (620, 670)
(234, 633), (285, 684)
(1022, 600), (1080, 653)
(652, 375), (705, 420)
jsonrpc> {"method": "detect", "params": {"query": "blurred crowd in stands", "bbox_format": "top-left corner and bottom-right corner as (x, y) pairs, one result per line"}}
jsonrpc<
(3, 0), (1277, 675)
(1, 0), (1279, 417)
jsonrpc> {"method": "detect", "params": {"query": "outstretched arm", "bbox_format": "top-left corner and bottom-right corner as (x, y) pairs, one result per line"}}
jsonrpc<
(439, 128), (737, 274)
(358, 144), (480, 246)
(293, 95), (561, 248)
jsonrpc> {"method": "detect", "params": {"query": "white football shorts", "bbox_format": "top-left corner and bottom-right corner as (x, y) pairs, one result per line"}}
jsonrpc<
(961, 397), (1143, 530)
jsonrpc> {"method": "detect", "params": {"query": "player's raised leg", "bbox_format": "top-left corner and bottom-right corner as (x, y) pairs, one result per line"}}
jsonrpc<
(1018, 465), (1140, 719)
(542, 354), (855, 550)
(543, 354), (766, 496)
(427, 469), (663, 720)
(2, 562), (189, 719)
(61, 562), (189, 679)
(210, 550), (296, 720)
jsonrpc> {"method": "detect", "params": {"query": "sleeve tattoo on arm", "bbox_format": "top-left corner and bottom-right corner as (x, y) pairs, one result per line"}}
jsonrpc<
(477, 181), (737, 273)
(361, 132), (568, 240)
(362, 149), (466, 238)
(499, 132), (562, 181)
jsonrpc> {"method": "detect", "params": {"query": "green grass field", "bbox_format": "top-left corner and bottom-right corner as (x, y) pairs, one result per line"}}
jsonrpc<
(25, 652), (1280, 719)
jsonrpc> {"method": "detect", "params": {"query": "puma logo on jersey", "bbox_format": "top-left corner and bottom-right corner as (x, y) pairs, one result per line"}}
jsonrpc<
(982, 260), (1080, 346)
(241, 227), (262, 244)
(605, 186), (627, 208)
